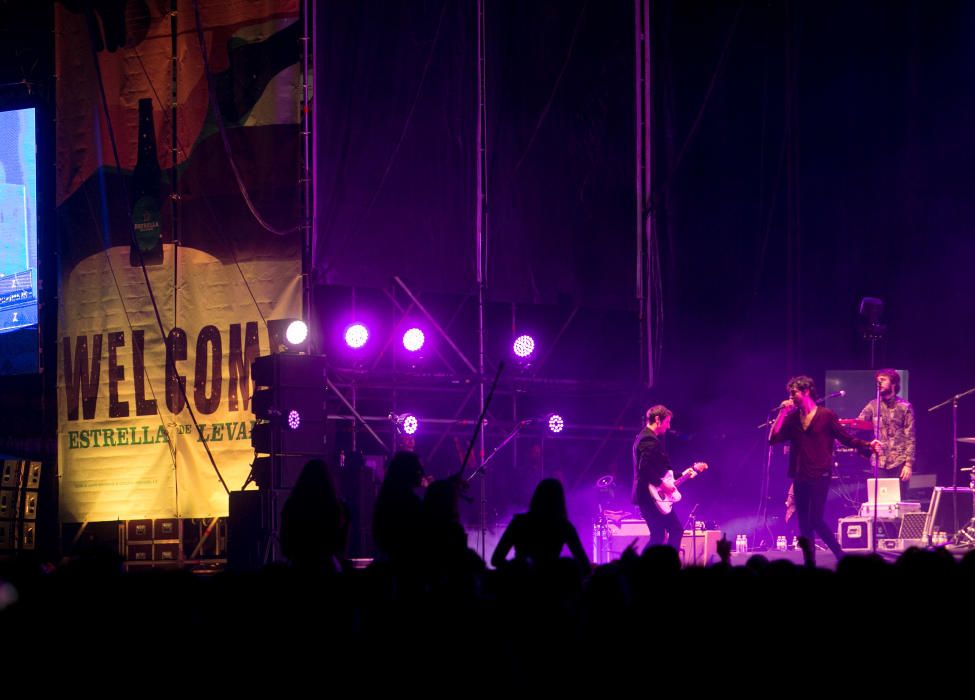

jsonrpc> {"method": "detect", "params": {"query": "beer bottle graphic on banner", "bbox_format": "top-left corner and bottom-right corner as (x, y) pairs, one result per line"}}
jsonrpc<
(130, 98), (163, 266)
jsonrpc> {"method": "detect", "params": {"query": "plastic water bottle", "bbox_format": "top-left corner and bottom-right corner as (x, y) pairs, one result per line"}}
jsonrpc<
(776, 535), (787, 551)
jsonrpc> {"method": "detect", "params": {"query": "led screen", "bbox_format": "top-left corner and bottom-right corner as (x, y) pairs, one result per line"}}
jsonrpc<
(0, 107), (38, 374)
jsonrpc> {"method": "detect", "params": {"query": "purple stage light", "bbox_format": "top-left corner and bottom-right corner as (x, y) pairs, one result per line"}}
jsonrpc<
(402, 327), (425, 352)
(513, 334), (535, 358)
(547, 414), (564, 434)
(402, 414), (419, 435)
(344, 323), (369, 349)
(287, 410), (301, 430)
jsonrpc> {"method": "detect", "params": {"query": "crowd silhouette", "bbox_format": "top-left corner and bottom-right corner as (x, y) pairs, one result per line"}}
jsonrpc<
(1, 451), (974, 686)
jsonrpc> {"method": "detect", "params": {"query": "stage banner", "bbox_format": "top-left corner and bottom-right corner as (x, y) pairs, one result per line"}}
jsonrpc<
(55, 1), (303, 521)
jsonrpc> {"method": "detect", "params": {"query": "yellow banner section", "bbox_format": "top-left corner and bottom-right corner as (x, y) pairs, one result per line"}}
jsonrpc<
(57, 245), (300, 521)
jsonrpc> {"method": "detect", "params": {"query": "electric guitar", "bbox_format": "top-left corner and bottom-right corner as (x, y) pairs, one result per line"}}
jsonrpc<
(647, 462), (708, 514)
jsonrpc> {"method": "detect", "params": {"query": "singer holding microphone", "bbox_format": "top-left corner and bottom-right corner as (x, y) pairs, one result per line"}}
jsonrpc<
(770, 376), (882, 560)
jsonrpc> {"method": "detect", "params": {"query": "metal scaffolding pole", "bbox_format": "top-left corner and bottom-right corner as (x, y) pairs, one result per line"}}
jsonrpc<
(302, 0), (316, 353)
(635, 0), (655, 388)
(475, 0), (489, 558)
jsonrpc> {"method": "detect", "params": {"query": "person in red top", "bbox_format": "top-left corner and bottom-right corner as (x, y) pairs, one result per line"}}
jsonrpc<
(770, 375), (881, 559)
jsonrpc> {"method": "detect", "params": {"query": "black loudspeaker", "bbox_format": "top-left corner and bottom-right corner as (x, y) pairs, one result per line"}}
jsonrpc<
(251, 354), (328, 457)
(925, 487), (974, 538)
(62, 521), (122, 558)
(251, 455), (309, 491)
(2, 460), (43, 554)
(228, 490), (264, 572)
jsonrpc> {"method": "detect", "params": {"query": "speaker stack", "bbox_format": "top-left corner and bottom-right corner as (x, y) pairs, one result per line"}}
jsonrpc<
(0, 460), (40, 556)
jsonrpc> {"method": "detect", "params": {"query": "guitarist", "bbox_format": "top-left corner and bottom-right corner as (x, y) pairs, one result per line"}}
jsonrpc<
(632, 405), (688, 548)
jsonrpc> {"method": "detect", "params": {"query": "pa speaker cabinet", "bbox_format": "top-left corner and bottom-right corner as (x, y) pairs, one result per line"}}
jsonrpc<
(228, 490), (264, 571)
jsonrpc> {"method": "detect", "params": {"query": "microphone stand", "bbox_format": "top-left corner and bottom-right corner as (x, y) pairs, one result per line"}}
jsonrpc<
(757, 393), (840, 429)
(684, 504), (700, 565)
(455, 361), (505, 559)
(755, 406), (783, 551)
(928, 385), (975, 539)
(871, 382), (881, 553)
(475, 420), (529, 478)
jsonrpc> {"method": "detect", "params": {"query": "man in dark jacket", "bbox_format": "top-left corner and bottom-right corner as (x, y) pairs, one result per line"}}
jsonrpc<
(632, 405), (684, 548)
(770, 376), (881, 559)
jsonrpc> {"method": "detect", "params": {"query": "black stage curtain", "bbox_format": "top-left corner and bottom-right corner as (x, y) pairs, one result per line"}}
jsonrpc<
(313, 0), (636, 308)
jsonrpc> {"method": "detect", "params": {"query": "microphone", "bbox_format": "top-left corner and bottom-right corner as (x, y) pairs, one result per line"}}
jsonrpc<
(769, 389), (845, 415)
(815, 390), (845, 405)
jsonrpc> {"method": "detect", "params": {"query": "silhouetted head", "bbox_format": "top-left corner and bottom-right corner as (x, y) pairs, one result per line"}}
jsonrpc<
(424, 477), (462, 525)
(291, 459), (336, 500)
(281, 459), (344, 568)
(529, 478), (568, 521)
(383, 451), (425, 492)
